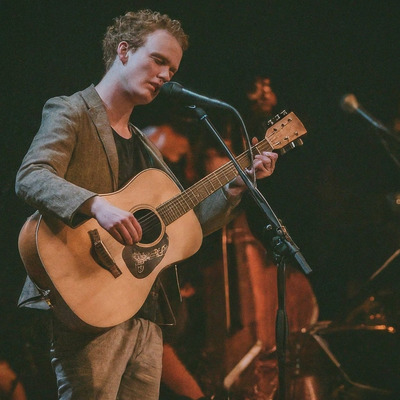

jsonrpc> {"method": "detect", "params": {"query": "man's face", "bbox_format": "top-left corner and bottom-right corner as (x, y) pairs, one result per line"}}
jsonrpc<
(247, 77), (277, 114)
(121, 30), (183, 105)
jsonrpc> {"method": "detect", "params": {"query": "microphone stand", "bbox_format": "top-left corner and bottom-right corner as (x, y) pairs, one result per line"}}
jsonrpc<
(192, 106), (312, 400)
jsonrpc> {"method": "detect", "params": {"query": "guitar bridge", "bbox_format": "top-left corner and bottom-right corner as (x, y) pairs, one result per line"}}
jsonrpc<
(89, 229), (122, 278)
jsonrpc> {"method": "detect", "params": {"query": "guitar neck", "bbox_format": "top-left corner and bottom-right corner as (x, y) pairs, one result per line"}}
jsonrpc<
(158, 138), (272, 225)
(157, 110), (307, 225)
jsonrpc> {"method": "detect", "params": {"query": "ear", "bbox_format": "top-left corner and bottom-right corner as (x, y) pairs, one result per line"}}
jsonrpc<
(117, 41), (130, 63)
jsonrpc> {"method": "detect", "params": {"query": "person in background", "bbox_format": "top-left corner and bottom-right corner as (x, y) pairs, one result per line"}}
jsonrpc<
(243, 74), (278, 140)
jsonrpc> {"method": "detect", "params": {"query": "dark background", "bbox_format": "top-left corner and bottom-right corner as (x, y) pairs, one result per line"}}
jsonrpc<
(1, 0), (399, 381)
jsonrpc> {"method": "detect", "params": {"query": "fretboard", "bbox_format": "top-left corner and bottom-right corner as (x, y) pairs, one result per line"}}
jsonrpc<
(158, 138), (272, 225)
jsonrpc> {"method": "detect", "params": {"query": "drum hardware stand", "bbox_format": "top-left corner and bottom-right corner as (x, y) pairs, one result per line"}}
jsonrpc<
(191, 105), (312, 400)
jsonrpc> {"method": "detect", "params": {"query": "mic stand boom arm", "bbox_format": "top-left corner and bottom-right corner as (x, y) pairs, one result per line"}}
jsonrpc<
(192, 106), (312, 274)
(341, 94), (400, 170)
(192, 106), (311, 400)
(354, 108), (400, 171)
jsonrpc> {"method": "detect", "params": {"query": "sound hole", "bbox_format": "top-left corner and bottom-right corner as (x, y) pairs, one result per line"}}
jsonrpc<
(133, 208), (162, 245)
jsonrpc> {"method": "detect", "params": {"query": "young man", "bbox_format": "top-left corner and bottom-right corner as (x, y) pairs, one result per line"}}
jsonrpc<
(15, 10), (278, 399)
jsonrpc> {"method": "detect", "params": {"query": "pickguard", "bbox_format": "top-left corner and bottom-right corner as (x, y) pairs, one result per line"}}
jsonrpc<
(122, 234), (169, 278)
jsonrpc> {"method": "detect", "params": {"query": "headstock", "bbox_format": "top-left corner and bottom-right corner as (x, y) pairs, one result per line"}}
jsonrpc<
(264, 111), (307, 154)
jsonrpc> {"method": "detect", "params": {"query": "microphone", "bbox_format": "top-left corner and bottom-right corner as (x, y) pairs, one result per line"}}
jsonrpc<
(340, 93), (388, 132)
(160, 81), (232, 109)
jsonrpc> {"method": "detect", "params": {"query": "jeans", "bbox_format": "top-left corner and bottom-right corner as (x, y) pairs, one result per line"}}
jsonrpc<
(50, 317), (163, 400)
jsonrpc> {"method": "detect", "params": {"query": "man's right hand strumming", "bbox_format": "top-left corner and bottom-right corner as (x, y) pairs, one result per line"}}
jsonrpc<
(79, 196), (142, 245)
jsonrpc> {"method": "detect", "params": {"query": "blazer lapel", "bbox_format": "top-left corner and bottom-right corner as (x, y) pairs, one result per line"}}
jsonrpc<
(80, 85), (119, 191)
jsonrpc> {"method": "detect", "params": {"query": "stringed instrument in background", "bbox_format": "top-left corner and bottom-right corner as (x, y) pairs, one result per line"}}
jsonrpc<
(18, 111), (306, 332)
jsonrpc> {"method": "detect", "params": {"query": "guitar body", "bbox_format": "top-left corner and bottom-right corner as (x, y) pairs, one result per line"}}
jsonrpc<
(18, 169), (203, 331)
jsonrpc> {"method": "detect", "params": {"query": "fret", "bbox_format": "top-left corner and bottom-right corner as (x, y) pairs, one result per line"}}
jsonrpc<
(181, 193), (196, 209)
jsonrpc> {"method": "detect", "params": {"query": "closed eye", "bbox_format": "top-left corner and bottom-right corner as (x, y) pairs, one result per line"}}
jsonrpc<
(152, 56), (164, 65)
(151, 53), (178, 77)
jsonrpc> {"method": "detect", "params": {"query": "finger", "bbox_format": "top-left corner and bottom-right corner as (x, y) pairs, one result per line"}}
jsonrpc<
(253, 158), (264, 169)
(109, 226), (126, 245)
(258, 153), (278, 168)
(254, 155), (272, 169)
(262, 151), (278, 161)
(123, 217), (142, 244)
(130, 215), (143, 241)
(253, 158), (275, 177)
(119, 223), (137, 245)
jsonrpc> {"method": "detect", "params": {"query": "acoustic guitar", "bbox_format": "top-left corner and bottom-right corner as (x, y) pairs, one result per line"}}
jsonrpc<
(18, 111), (306, 331)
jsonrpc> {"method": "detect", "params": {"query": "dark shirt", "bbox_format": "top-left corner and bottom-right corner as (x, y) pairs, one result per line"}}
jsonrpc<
(112, 129), (148, 187)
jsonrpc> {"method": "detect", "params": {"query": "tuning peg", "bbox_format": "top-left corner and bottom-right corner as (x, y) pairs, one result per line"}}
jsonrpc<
(278, 138), (304, 155)
(273, 114), (281, 122)
(295, 138), (304, 147)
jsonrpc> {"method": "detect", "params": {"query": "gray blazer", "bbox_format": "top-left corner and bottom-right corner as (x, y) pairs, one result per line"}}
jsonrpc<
(15, 85), (241, 315)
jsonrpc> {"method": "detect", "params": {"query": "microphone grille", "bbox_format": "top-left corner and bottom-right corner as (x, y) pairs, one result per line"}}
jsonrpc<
(160, 81), (182, 97)
(340, 93), (359, 113)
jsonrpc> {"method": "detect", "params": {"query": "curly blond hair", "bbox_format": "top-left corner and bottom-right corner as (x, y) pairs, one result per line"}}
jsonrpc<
(102, 9), (189, 71)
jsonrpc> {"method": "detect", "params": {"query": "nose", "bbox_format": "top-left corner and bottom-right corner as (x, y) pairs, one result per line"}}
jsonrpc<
(158, 68), (170, 83)
(158, 66), (175, 84)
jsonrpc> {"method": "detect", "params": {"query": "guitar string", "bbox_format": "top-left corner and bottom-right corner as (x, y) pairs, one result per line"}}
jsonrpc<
(132, 138), (273, 235)
(135, 159), (238, 230)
